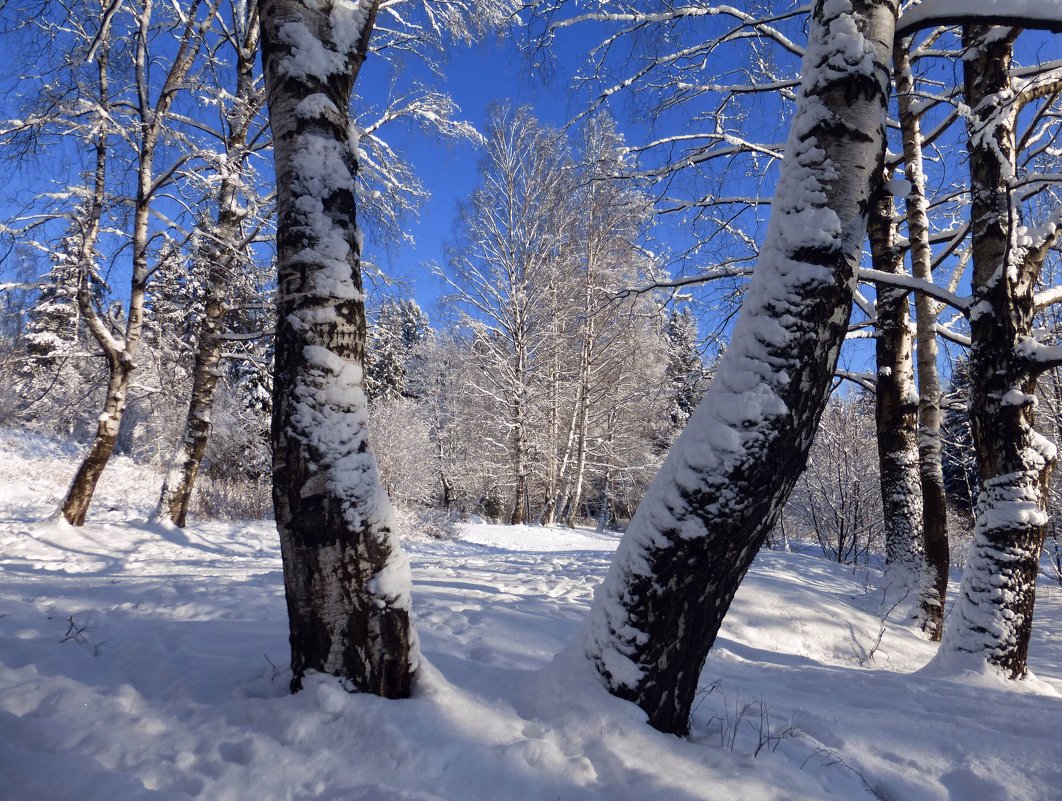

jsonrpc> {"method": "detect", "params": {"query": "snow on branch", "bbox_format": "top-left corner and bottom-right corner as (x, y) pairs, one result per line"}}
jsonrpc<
(1015, 335), (1062, 369)
(1034, 284), (1062, 311)
(897, 0), (1062, 37)
(858, 267), (971, 312)
(835, 369), (876, 392)
(613, 262), (755, 300)
(934, 322), (971, 346)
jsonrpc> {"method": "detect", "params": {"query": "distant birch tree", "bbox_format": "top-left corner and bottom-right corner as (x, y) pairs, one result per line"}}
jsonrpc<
(441, 105), (575, 525)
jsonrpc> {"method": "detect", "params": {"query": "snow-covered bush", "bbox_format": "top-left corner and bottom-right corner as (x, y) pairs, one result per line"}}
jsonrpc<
(369, 396), (441, 508)
(391, 504), (461, 541)
(780, 396), (884, 565)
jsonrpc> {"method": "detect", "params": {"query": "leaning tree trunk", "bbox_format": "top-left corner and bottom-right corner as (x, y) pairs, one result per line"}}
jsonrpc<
(868, 179), (934, 625)
(62, 354), (133, 525)
(937, 27), (1057, 678)
(261, 0), (416, 696)
(59, 33), (145, 527)
(585, 0), (898, 735)
(895, 39), (948, 640)
(153, 260), (229, 527)
(155, 12), (261, 527)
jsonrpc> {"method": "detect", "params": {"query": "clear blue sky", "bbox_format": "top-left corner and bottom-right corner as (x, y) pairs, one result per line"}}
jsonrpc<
(359, 30), (590, 318)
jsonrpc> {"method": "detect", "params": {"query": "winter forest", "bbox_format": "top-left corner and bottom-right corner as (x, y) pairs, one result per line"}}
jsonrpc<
(1, 0), (1062, 799)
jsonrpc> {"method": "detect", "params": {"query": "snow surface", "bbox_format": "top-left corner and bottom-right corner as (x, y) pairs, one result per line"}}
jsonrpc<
(2, 430), (1062, 800)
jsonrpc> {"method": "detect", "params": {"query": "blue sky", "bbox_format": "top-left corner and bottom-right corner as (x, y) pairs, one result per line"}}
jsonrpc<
(358, 30), (594, 317)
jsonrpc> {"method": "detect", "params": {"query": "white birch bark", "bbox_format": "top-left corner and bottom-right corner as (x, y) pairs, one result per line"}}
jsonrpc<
(895, 39), (949, 641)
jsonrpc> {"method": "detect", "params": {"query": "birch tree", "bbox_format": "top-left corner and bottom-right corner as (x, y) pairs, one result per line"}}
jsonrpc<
(0, 0), (217, 525)
(259, 0), (417, 695)
(893, 35), (952, 641)
(584, 0), (899, 734)
(441, 105), (574, 525)
(553, 115), (657, 528)
(868, 178), (936, 627)
(934, 23), (1062, 678)
(155, 2), (267, 527)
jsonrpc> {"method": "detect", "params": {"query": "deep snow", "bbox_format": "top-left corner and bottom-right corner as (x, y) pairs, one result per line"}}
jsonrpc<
(1, 430), (1060, 801)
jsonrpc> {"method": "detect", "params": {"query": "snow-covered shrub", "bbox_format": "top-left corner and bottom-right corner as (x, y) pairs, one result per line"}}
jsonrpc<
(369, 396), (441, 508)
(781, 396), (884, 565)
(189, 382), (272, 520)
(390, 505), (460, 541)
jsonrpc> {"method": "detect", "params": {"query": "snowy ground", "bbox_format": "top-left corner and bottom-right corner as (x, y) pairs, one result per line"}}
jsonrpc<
(1, 431), (1061, 801)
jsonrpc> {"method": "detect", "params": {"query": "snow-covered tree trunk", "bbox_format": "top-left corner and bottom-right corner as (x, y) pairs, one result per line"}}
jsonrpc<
(895, 39), (948, 640)
(538, 312), (562, 526)
(585, 0), (898, 735)
(261, 0), (417, 696)
(62, 355), (133, 524)
(156, 10), (261, 527)
(868, 178), (934, 626)
(510, 339), (530, 525)
(937, 26), (1057, 678)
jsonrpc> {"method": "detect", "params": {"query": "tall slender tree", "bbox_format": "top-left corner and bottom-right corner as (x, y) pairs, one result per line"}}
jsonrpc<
(59, 0), (216, 525)
(155, 3), (265, 527)
(894, 37), (950, 641)
(867, 178), (935, 628)
(441, 105), (575, 525)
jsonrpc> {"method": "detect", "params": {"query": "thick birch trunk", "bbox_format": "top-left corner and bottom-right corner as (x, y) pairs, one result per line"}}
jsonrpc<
(938, 27), (1056, 677)
(868, 180), (934, 626)
(584, 0), (897, 735)
(895, 40), (948, 640)
(261, 0), (416, 696)
(156, 14), (261, 527)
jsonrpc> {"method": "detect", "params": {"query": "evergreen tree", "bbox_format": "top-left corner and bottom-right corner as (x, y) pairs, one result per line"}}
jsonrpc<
(660, 306), (706, 446)
(146, 244), (205, 350)
(23, 214), (106, 368)
(366, 298), (432, 401)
